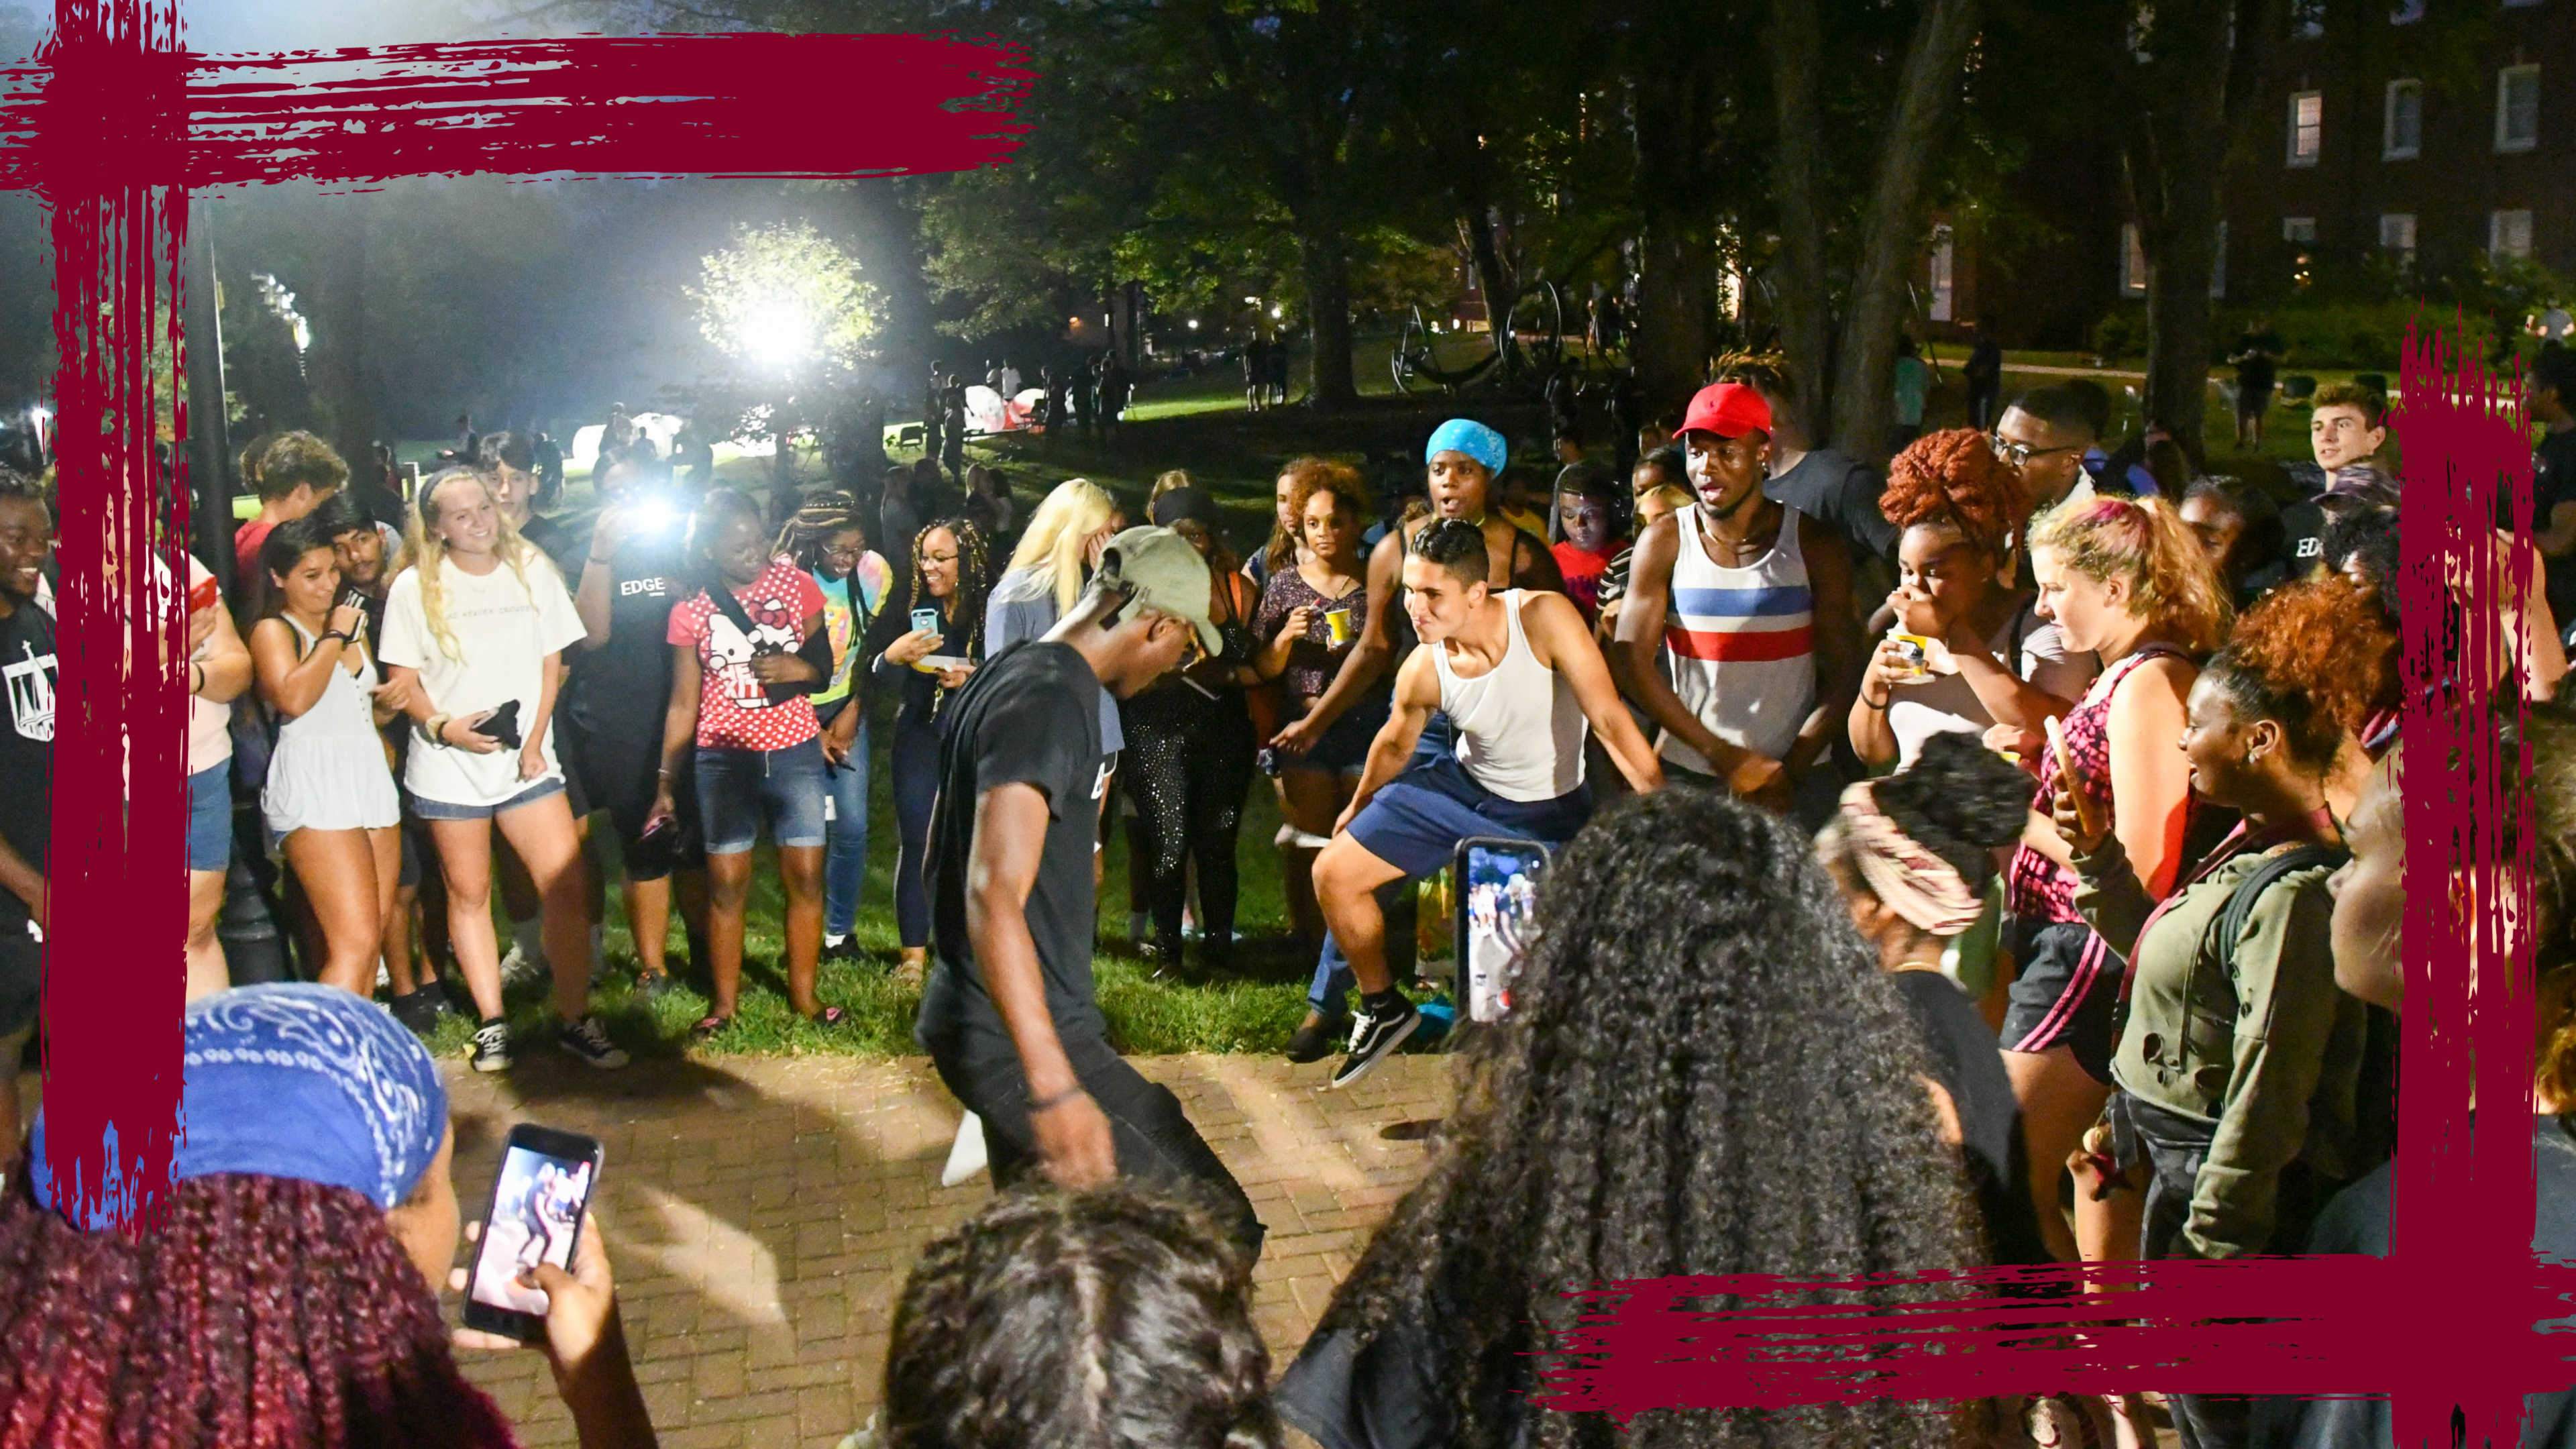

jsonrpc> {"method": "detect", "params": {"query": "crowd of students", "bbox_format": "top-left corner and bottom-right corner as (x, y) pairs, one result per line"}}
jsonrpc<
(0, 341), (2569, 1444)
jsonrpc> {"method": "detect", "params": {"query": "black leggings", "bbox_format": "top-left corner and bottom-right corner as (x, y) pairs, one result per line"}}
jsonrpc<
(1120, 689), (1256, 961)
(891, 713), (942, 949)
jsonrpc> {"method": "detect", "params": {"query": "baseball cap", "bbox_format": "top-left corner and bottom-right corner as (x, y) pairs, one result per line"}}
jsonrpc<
(1673, 382), (1772, 441)
(1097, 525), (1222, 655)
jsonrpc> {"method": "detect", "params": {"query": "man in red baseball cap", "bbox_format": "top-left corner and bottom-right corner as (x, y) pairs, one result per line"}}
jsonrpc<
(1604, 381), (1861, 825)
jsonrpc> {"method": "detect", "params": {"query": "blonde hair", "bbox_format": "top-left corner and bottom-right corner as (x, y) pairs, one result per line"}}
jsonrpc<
(398, 466), (545, 663)
(1150, 470), (1195, 501)
(2028, 493), (2231, 655)
(1638, 482), (1695, 523)
(1007, 478), (1118, 615)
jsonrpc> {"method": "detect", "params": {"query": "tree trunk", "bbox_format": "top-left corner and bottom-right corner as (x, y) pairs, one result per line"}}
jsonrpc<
(1829, 0), (1980, 468)
(1297, 214), (1358, 408)
(1461, 205), (1514, 333)
(1630, 71), (1714, 412)
(308, 195), (375, 476)
(1765, 0), (1832, 444)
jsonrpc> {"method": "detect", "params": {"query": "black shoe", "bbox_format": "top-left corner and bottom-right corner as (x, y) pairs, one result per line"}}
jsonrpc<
(821, 935), (864, 965)
(388, 987), (442, 1036)
(1328, 996), (1419, 1089)
(635, 969), (679, 1002)
(1285, 1012), (1349, 1065)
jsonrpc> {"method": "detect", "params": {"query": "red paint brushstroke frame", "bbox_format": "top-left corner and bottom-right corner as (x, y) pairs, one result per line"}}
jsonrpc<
(13, 0), (2570, 1436)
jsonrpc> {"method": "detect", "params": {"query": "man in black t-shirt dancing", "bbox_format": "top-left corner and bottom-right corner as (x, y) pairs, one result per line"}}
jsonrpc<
(915, 527), (1264, 1256)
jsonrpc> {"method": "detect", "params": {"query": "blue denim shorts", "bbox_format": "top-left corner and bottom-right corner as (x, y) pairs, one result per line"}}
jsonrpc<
(186, 762), (232, 874)
(409, 775), (567, 822)
(696, 740), (829, 855)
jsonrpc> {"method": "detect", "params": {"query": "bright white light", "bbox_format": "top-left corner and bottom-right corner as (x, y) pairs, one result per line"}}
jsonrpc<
(1187, 319), (1199, 329)
(1270, 305), (1283, 319)
(27, 408), (47, 426)
(1243, 296), (1260, 305)
(737, 299), (813, 371)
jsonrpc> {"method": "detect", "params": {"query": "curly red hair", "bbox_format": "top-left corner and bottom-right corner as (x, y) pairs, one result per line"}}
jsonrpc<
(1876, 428), (2029, 562)
(0, 1170), (518, 1448)
(2206, 577), (2398, 769)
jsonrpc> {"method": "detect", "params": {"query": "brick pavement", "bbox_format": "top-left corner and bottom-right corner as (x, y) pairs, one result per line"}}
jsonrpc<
(443, 1053), (1454, 1449)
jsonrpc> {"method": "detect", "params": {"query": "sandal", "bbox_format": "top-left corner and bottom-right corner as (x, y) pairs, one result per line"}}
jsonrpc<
(803, 1005), (849, 1028)
(636, 970), (678, 1001)
(688, 1014), (734, 1042)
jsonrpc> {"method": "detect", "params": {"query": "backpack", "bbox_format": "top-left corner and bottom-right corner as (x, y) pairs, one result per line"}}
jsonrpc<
(2173, 842), (2345, 1117)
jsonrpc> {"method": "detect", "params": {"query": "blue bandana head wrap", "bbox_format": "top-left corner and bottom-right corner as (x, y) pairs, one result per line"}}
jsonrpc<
(32, 983), (450, 1226)
(1425, 418), (1507, 477)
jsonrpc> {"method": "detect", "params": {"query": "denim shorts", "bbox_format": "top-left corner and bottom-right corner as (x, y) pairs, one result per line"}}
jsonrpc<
(409, 775), (568, 822)
(696, 740), (828, 855)
(186, 762), (232, 874)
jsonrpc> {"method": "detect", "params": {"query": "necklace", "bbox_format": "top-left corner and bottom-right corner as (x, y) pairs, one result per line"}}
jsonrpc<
(1889, 959), (1945, 975)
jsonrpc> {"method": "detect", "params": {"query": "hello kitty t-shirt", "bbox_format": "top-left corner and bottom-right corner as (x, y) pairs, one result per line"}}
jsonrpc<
(667, 556), (827, 752)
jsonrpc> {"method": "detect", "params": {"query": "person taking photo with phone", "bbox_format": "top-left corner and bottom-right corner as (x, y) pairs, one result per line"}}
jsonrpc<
(918, 528), (1265, 1256)
(248, 516), (407, 998)
(380, 468), (627, 1074)
(649, 488), (841, 1040)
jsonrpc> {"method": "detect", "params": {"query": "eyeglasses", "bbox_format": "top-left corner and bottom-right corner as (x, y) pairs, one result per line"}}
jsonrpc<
(1987, 431), (2084, 470)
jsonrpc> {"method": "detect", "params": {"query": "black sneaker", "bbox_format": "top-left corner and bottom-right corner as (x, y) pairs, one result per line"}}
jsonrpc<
(557, 1015), (631, 1070)
(821, 935), (865, 965)
(470, 1019), (512, 1073)
(388, 988), (442, 1036)
(1284, 1012), (1350, 1065)
(1328, 996), (1419, 1089)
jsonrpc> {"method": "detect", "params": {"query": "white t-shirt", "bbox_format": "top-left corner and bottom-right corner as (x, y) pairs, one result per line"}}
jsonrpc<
(1884, 599), (2099, 768)
(378, 551), (585, 808)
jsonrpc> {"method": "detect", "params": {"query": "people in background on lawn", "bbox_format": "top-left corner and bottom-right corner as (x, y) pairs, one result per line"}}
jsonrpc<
(378, 468), (625, 1074)
(248, 515), (406, 998)
(779, 493), (892, 966)
(653, 488), (841, 1038)
(1546, 461), (1622, 624)
(866, 517), (989, 977)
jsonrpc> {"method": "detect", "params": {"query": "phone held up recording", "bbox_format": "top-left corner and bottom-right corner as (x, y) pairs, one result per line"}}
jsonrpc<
(462, 1124), (604, 1342)
(1456, 837), (1548, 1024)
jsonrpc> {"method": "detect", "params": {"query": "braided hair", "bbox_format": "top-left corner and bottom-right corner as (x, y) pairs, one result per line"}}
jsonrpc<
(865, 517), (989, 719)
(775, 491), (865, 575)
(0, 1172), (519, 1448)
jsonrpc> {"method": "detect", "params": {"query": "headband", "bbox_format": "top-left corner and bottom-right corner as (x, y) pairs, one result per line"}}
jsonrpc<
(1838, 780), (1985, 938)
(1425, 419), (1507, 476)
(32, 984), (450, 1228)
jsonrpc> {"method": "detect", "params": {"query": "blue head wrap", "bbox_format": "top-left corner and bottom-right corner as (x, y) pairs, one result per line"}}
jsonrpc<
(1424, 419), (1507, 477)
(32, 983), (450, 1225)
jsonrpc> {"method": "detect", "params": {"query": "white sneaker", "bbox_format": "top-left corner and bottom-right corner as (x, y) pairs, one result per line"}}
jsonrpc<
(939, 1113), (989, 1186)
(500, 942), (544, 985)
(471, 1020), (512, 1073)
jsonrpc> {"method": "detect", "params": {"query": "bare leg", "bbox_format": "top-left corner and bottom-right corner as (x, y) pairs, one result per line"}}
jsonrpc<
(2002, 1044), (2112, 1266)
(494, 794), (590, 1024)
(627, 875), (673, 977)
(706, 851), (754, 1019)
(1313, 835), (1407, 996)
(283, 827), (386, 996)
(429, 819), (505, 1020)
(778, 844), (826, 1016)
(184, 867), (229, 1002)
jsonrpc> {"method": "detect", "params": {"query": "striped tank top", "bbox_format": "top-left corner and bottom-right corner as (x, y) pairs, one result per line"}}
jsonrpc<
(1660, 502), (1817, 771)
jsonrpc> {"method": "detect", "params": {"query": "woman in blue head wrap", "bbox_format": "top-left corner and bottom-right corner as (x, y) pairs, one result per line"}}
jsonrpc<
(1268, 419), (1568, 1059)
(0, 984), (655, 1448)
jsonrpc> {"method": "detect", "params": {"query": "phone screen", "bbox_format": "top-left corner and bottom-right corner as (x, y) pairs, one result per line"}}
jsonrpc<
(1460, 839), (1548, 1023)
(468, 1144), (596, 1319)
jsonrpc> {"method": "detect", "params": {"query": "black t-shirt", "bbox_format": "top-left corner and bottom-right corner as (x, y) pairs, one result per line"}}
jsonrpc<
(1890, 969), (2049, 1268)
(567, 537), (689, 745)
(1766, 447), (1896, 561)
(917, 641), (1114, 1053)
(2234, 331), (2284, 392)
(519, 513), (582, 580)
(0, 600), (54, 935)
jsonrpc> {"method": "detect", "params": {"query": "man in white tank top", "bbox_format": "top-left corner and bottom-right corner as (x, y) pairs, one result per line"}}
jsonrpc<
(1611, 382), (1861, 823)
(1311, 520), (1662, 1087)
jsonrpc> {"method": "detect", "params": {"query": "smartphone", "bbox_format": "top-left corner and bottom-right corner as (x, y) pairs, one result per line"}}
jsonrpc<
(1456, 837), (1548, 1024)
(187, 572), (220, 616)
(910, 606), (942, 636)
(462, 1124), (603, 1342)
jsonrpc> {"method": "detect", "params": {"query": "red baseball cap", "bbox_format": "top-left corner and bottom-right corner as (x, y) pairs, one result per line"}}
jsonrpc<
(1673, 381), (1772, 440)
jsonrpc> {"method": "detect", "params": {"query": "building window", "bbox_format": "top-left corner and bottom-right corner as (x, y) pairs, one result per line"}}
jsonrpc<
(2498, 65), (2540, 154)
(1927, 225), (1955, 323)
(2283, 217), (2317, 244)
(2493, 210), (2535, 260)
(2292, 0), (2325, 38)
(2121, 224), (2147, 298)
(2380, 213), (2418, 265)
(2288, 91), (2323, 166)
(2384, 80), (2422, 159)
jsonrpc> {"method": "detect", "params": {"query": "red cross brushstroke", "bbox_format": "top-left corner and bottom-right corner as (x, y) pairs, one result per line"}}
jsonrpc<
(7, 1), (1028, 1234)
(10, 0), (2570, 1438)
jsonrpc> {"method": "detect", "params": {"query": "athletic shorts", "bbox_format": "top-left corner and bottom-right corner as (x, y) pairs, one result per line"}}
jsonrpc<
(1345, 753), (1590, 879)
(410, 776), (568, 822)
(2237, 384), (2275, 421)
(696, 741), (828, 855)
(186, 762), (232, 875)
(1999, 917), (2123, 1085)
